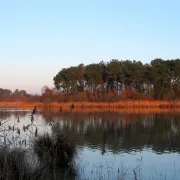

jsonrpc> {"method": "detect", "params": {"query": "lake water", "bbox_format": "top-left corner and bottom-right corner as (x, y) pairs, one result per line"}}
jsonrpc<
(0, 109), (180, 180)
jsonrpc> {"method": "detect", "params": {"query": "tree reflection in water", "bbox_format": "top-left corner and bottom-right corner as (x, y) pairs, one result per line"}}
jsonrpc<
(40, 111), (180, 154)
(1, 109), (180, 179)
(1, 110), (180, 154)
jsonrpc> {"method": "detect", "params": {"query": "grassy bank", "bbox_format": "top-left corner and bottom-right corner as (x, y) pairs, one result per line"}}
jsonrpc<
(1, 100), (180, 110)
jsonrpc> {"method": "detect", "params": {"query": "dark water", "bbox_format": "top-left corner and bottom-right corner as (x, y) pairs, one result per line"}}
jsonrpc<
(1, 109), (180, 180)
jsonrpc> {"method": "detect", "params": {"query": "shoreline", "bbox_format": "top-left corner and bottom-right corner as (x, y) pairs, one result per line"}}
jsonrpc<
(1, 100), (180, 108)
(1, 101), (180, 112)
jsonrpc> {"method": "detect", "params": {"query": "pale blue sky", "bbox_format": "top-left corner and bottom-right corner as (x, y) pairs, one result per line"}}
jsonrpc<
(0, 0), (180, 93)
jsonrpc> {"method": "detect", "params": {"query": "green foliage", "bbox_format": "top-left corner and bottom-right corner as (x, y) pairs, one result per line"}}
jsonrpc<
(53, 59), (180, 100)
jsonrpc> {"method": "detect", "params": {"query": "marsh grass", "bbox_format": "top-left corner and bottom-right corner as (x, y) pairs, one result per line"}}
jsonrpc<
(0, 107), (77, 180)
(33, 132), (76, 174)
(0, 146), (75, 180)
(0, 147), (32, 180)
(2, 100), (180, 110)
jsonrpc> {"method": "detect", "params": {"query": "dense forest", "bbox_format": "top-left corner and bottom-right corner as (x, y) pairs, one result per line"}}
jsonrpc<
(1, 59), (180, 102)
(53, 58), (180, 101)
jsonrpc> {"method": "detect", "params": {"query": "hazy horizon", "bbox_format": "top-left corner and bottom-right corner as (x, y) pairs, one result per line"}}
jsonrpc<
(1, 0), (180, 93)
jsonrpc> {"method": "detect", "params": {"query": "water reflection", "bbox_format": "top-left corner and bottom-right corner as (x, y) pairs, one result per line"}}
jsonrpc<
(1, 110), (180, 154)
(0, 109), (50, 148)
(1, 109), (180, 179)
(39, 111), (180, 154)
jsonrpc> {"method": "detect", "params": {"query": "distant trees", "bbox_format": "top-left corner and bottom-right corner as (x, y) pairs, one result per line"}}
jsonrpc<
(53, 59), (180, 101)
(1, 59), (180, 102)
(0, 88), (31, 102)
(0, 88), (12, 101)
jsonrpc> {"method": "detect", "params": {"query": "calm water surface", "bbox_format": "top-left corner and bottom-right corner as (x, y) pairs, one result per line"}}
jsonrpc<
(0, 109), (180, 180)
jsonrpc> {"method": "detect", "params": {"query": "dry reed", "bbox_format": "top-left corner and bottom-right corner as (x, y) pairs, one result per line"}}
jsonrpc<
(1, 100), (180, 110)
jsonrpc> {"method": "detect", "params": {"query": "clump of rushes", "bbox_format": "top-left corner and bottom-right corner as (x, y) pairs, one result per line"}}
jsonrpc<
(0, 107), (77, 180)
(0, 147), (31, 180)
(33, 123), (76, 176)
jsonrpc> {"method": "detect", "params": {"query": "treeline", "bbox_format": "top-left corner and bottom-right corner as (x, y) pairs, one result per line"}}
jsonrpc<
(0, 88), (32, 101)
(0, 88), (55, 102)
(53, 59), (180, 101)
(1, 59), (180, 102)
(0, 87), (63, 102)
